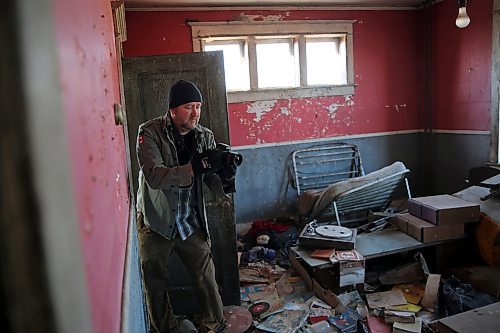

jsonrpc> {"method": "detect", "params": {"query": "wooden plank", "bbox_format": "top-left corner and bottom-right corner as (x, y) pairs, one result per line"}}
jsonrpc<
(438, 302), (500, 333)
(454, 184), (500, 222)
(420, 274), (440, 309)
(123, 52), (240, 308)
(356, 229), (429, 259)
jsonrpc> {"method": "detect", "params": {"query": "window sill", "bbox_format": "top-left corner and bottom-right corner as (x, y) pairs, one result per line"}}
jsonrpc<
(227, 84), (355, 103)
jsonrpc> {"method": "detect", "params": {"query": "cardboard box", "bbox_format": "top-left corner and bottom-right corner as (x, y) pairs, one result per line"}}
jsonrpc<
(397, 213), (464, 243)
(339, 260), (365, 287)
(408, 194), (480, 225)
(288, 251), (348, 313)
(391, 215), (408, 233)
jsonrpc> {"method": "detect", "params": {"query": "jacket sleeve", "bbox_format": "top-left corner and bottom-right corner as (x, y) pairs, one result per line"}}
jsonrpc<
(137, 125), (192, 189)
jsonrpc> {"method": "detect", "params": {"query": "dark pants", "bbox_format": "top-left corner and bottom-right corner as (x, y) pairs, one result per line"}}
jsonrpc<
(137, 214), (224, 333)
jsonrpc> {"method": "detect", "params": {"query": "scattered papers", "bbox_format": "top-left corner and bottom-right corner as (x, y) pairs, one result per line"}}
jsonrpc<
(238, 266), (270, 284)
(249, 291), (284, 319)
(384, 310), (415, 324)
(276, 271), (294, 296)
(240, 284), (274, 302)
(330, 309), (358, 333)
(306, 296), (335, 318)
(339, 263), (365, 287)
(366, 315), (392, 333)
(391, 284), (425, 305)
(388, 303), (422, 313)
(392, 318), (422, 333)
(338, 291), (366, 309)
(254, 309), (309, 333)
(309, 315), (329, 324)
(366, 290), (407, 309)
(420, 274), (440, 310)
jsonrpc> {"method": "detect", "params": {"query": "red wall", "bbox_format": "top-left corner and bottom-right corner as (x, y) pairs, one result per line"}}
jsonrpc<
(53, 0), (129, 332)
(432, 0), (492, 131)
(124, 9), (420, 147)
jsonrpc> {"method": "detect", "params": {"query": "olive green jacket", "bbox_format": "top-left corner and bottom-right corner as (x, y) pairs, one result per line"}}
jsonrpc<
(136, 115), (226, 239)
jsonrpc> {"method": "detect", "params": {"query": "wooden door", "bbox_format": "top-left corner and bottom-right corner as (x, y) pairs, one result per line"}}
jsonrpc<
(123, 52), (240, 314)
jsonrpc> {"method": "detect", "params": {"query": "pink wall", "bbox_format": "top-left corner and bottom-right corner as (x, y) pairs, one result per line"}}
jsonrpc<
(432, 0), (492, 131)
(52, 0), (129, 332)
(124, 9), (420, 146)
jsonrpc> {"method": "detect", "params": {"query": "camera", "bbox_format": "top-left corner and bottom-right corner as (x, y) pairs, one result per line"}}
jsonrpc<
(216, 143), (242, 166)
(215, 143), (243, 181)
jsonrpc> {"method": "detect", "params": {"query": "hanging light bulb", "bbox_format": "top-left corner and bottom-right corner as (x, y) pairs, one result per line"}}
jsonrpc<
(455, 0), (470, 28)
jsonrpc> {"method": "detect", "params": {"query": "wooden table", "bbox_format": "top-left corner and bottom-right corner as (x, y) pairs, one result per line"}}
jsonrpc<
(291, 228), (454, 269)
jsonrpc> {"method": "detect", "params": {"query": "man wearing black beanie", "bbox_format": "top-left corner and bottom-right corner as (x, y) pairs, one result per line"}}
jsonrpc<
(135, 80), (237, 333)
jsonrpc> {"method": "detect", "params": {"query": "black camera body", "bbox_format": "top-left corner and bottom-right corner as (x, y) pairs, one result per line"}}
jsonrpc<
(214, 143), (243, 186)
(216, 143), (243, 168)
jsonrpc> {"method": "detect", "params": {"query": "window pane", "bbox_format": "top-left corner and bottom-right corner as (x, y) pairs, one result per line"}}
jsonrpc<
(204, 42), (250, 91)
(256, 40), (299, 89)
(306, 36), (347, 85)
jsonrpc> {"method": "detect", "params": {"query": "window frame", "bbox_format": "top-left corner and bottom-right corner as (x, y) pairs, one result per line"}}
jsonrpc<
(254, 35), (300, 89)
(189, 20), (356, 103)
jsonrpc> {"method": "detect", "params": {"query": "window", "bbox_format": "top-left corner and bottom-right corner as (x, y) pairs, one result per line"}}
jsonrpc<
(306, 35), (346, 85)
(190, 20), (355, 102)
(204, 40), (250, 91)
(255, 37), (299, 89)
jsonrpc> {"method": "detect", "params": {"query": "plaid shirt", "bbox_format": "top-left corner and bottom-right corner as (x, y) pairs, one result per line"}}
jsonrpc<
(174, 185), (200, 240)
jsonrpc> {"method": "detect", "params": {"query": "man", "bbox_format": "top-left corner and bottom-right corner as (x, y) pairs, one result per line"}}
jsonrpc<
(136, 80), (240, 333)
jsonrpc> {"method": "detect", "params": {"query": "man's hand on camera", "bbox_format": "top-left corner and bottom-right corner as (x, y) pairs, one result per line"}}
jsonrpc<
(218, 151), (243, 181)
(219, 157), (237, 180)
(191, 149), (224, 175)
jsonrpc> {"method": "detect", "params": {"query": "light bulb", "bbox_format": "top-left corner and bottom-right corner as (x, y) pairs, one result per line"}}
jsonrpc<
(455, 6), (470, 28)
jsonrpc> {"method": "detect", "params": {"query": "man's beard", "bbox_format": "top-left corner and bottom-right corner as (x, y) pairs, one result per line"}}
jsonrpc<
(180, 117), (198, 132)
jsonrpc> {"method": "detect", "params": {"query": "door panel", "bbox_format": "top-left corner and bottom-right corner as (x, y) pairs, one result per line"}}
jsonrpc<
(123, 52), (240, 313)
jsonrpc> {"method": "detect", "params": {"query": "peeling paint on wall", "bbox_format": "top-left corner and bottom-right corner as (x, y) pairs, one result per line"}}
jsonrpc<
(234, 12), (289, 22)
(228, 94), (366, 146)
(385, 103), (408, 113)
(327, 95), (354, 119)
(246, 100), (278, 122)
(327, 103), (340, 118)
(345, 94), (354, 106)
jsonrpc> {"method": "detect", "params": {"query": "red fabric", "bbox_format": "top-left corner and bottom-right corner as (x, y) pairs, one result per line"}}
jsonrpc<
(246, 220), (291, 237)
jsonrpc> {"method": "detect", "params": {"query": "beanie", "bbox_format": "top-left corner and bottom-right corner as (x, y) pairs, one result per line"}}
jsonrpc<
(168, 80), (203, 109)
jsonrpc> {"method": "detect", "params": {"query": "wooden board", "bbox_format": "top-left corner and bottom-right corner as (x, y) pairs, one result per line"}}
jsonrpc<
(123, 52), (240, 309)
(356, 229), (429, 259)
(438, 302), (500, 333)
(291, 228), (460, 270)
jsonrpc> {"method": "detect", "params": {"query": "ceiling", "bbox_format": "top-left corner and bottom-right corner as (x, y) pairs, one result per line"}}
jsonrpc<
(124, 0), (433, 10)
